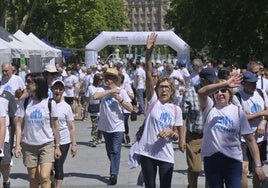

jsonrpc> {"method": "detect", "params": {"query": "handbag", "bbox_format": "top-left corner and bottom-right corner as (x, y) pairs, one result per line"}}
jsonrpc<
(87, 103), (100, 113)
(130, 111), (137, 121)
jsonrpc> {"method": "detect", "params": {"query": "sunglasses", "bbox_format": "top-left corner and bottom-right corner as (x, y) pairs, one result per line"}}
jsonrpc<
(215, 88), (228, 94)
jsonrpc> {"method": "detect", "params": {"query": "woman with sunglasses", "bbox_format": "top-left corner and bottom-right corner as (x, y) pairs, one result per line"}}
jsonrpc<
(198, 74), (266, 187)
(14, 72), (61, 188)
(93, 68), (133, 185)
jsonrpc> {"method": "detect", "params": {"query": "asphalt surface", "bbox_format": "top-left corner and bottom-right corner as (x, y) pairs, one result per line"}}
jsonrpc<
(6, 114), (268, 188)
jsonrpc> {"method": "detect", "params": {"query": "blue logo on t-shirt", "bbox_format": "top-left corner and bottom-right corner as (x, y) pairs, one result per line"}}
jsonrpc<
(213, 116), (236, 134)
(156, 112), (173, 129)
(27, 109), (44, 126)
(4, 85), (12, 92)
(105, 97), (116, 111)
(251, 103), (261, 113)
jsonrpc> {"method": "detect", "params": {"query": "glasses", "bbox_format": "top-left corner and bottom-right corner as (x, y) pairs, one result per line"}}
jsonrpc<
(215, 88), (228, 94)
(159, 85), (170, 90)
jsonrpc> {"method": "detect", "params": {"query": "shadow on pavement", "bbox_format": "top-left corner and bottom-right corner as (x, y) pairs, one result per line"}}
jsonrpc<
(64, 172), (109, 184)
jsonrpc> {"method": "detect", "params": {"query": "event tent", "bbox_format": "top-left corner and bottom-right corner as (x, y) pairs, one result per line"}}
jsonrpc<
(0, 27), (29, 58)
(14, 30), (44, 57)
(28, 32), (62, 58)
(0, 42), (12, 63)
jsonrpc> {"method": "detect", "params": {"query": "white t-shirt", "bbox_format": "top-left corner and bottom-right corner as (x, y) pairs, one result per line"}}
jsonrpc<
(121, 83), (134, 114)
(1, 74), (26, 96)
(0, 88), (7, 143)
(232, 89), (268, 143)
(64, 75), (77, 97)
(97, 86), (131, 133)
(57, 100), (74, 145)
(15, 98), (58, 145)
(135, 93), (183, 164)
(134, 67), (146, 89)
(257, 76), (268, 95)
(85, 85), (101, 116)
(201, 98), (253, 162)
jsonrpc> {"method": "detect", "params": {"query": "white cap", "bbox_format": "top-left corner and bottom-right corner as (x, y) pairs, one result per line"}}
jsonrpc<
(51, 80), (65, 88)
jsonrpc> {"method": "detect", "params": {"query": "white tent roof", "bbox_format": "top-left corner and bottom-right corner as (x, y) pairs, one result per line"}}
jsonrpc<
(28, 33), (62, 58)
(14, 30), (43, 56)
(0, 27), (30, 58)
(0, 41), (11, 54)
(0, 41), (12, 63)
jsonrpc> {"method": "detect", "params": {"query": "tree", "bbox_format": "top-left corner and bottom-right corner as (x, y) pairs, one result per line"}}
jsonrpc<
(0, 0), (126, 61)
(165, 0), (268, 66)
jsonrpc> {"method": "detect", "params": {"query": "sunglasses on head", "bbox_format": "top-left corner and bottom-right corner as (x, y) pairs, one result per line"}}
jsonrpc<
(215, 88), (228, 94)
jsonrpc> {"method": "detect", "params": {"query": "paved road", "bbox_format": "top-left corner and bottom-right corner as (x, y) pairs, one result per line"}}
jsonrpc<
(7, 115), (268, 187)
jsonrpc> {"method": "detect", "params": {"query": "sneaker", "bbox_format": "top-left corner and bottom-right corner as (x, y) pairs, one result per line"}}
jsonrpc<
(10, 159), (14, 167)
(125, 135), (131, 144)
(109, 174), (117, 185)
(88, 141), (97, 147)
(3, 182), (10, 188)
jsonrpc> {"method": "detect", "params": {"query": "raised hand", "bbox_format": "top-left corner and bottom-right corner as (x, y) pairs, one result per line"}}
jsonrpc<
(146, 32), (158, 51)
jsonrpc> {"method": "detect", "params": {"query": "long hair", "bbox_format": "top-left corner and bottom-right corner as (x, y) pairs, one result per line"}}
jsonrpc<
(26, 72), (48, 101)
(155, 76), (176, 103)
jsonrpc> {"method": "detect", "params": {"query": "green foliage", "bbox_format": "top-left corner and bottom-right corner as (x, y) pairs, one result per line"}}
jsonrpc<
(1, 0), (126, 60)
(165, 0), (268, 65)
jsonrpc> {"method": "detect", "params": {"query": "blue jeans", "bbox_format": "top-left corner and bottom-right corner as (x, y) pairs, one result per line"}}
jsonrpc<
(103, 131), (124, 176)
(204, 152), (242, 188)
(140, 155), (174, 188)
(136, 89), (145, 113)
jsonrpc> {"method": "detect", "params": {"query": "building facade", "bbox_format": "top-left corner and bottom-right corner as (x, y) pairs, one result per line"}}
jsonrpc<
(123, 0), (171, 31)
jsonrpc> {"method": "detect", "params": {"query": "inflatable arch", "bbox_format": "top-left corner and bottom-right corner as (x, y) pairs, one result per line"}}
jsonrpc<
(85, 31), (190, 67)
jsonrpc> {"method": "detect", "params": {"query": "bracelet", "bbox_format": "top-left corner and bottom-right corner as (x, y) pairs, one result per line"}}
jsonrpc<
(72, 143), (77, 146)
(145, 53), (152, 58)
(55, 144), (60, 147)
(255, 163), (262, 167)
(120, 99), (124, 104)
(262, 116), (266, 120)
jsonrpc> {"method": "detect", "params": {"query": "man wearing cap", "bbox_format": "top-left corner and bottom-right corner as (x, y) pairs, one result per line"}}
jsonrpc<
(93, 68), (133, 185)
(43, 64), (59, 99)
(155, 59), (164, 73)
(232, 71), (268, 188)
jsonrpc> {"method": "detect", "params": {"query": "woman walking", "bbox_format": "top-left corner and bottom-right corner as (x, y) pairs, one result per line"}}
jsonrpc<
(14, 72), (61, 188)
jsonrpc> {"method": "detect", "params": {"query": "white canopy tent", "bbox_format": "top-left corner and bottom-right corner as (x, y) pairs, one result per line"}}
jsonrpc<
(85, 31), (190, 67)
(14, 30), (44, 57)
(28, 32), (62, 58)
(0, 42), (12, 63)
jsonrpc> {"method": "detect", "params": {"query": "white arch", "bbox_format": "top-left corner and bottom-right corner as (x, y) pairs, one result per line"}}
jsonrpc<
(85, 31), (190, 67)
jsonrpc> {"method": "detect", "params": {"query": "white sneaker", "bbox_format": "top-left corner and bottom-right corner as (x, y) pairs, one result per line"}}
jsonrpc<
(10, 159), (13, 167)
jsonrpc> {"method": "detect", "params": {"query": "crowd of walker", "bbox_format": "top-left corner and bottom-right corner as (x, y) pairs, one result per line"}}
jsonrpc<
(0, 33), (268, 188)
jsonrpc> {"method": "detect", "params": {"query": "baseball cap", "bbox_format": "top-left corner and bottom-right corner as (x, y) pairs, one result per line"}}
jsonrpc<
(199, 68), (218, 83)
(242, 71), (258, 83)
(51, 80), (65, 88)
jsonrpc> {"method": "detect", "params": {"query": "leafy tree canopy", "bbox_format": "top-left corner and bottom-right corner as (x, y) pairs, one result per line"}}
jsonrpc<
(165, 0), (268, 66)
